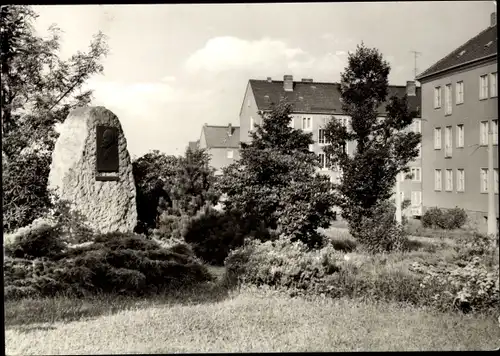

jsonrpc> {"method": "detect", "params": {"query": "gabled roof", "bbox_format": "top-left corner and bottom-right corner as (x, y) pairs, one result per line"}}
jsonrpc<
(201, 125), (240, 149)
(248, 79), (421, 117)
(416, 24), (497, 81)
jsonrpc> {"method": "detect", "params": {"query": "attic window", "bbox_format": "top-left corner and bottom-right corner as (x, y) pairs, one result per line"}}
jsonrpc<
(457, 50), (466, 57)
(311, 85), (317, 89)
(485, 40), (493, 47)
(264, 95), (270, 101)
(299, 96), (304, 100)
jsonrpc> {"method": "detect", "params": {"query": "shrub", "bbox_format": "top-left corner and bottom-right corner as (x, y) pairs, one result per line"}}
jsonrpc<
(51, 199), (95, 244)
(349, 200), (410, 254)
(5, 224), (66, 259)
(183, 207), (277, 266)
(224, 237), (341, 293)
(4, 232), (213, 301)
(421, 207), (468, 230)
(410, 258), (499, 313)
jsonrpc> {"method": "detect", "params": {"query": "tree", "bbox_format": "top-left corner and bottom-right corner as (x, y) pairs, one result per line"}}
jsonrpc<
(132, 150), (178, 235)
(322, 43), (420, 241)
(1, 5), (109, 231)
(217, 101), (336, 248)
(169, 146), (220, 217)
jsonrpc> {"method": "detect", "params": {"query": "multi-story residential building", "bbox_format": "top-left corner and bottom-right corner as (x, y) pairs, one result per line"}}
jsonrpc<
(239, 75), (423, 216)
(197, 123), (240, 175)
(416, 12), (498, 232)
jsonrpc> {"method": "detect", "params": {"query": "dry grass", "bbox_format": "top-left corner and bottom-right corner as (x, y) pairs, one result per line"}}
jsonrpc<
(5, 285), (500, 354)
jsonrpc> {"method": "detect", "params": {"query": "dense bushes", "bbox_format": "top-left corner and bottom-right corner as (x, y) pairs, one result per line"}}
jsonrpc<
(224, 237), (341, 292)
(349, 200), (409, 253)
(183, 207), (277, 265)
(224, 235), (499, 313)
(422, 207), (467, 230)
(5, 224), (65, 259)
(4, 229), (213, 301)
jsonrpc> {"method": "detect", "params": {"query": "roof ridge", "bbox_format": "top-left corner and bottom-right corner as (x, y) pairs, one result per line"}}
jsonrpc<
(418, 25), (496, 79)
(205, 125), (240, 128)
(249, 79), (414, 87)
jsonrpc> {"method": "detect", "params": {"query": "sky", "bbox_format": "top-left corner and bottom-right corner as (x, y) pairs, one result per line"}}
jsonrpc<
(33, 2), (496, 158)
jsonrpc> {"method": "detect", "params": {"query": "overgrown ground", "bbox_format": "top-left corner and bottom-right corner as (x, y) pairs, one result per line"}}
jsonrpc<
(5, 223), (500, 353)
(5, 284), (500, 354)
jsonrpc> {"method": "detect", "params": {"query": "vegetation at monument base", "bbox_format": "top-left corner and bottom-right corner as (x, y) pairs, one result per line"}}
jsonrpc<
(1, 5), (109, 232)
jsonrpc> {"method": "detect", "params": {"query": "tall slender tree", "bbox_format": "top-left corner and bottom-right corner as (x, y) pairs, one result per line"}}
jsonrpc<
(322, 43), (421, 240)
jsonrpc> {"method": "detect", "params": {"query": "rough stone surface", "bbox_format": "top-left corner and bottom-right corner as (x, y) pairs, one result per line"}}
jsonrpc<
(48, 106), (137, 234)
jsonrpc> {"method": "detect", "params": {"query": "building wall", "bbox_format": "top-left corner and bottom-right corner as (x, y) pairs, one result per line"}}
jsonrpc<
(199, 127), (240, 175)
(420, 60), (498, 231)
(205, 147), (240, 175)
(241, 90), (423, 216)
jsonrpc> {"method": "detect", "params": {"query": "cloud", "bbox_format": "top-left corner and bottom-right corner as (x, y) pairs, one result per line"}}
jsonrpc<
(184, 36), (308, 74)
(161, 75), (176, 83)
(184, 36), (348, 81)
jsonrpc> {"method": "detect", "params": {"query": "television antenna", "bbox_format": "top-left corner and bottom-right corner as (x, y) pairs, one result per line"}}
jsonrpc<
(410, 50), (422, 80)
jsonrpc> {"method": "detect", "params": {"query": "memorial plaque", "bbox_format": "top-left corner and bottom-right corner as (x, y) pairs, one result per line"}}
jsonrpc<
(96, 126), (119, 172)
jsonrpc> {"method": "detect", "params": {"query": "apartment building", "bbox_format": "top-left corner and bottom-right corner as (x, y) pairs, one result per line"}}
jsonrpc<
(197, 123), (240, 175)
(416, 12), (498, 232)
(239, 75), (423, 216)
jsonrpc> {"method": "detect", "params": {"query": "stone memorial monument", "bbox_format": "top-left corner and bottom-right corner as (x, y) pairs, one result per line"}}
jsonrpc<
(48, 106), (137, 234)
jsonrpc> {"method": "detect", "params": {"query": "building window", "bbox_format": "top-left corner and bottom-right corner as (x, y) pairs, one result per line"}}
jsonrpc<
(318, 152), (331, 170)
(490, 72), (497, 98)
(434, 127), (442, 149)
(434, 86), (442, 108)
(445, 169), (453, 191)
(481, 168), (489, 193)
(227, 150), (233, 159)
(434, 169), (442, 191)
(480, 121), (489, 145)
(302, 117), (312, 131)
(250, 116), (254, 131)
(411, 167), (421, 182)
(495, 169), (499, 194)
(411, 191), (422, 206)
(445, 84), (452, 115)
(456, 81), (464, 104)
(417, 143), (422, 158)
(480, 74), (489, 99)
(308, 144), (314, 152)
(457, 169), (465, 192)
(247, 99), (251, 107)
(318, 128), (326, 144)
(456, 124), (464, 148)
(289, 117), (294, 128)
(445, 126), (452, 157)
(493, 119), (498, 145)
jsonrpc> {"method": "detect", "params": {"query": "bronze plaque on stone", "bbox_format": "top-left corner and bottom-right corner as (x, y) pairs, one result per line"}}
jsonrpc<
(96, 126), (119, 173)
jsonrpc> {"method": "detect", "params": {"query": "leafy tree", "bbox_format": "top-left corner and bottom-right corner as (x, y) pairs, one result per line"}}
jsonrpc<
(1, 5), (109, 231)
(169, 146), (220, 217)
(132, 150), (178, 235)
(322, 43), (420, 241)
(218, 101), (336, 248)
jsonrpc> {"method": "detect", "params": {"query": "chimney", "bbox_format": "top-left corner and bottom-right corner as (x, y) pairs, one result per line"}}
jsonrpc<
(283, 75), (293, 92)
(301, 78), (313, 83)
(267, 77), (272, 82)
(491, 12), (496, 27)
(227, 123), (232, 136)
(406, 80), (416, 97)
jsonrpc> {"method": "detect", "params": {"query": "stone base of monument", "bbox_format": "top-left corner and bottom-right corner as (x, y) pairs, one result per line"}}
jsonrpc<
(48, 106), (137, 234)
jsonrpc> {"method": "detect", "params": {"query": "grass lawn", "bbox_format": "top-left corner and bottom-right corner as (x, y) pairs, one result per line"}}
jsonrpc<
(5, 284), (500, 354)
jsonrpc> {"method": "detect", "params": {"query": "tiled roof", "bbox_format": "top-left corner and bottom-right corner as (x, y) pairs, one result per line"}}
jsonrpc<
(202, 125), (240, 148)
(249, 79), (421, 117)
(417, 24), (497, 80)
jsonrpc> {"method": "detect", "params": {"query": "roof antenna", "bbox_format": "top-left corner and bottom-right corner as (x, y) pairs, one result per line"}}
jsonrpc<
(410, 50), (422, 80)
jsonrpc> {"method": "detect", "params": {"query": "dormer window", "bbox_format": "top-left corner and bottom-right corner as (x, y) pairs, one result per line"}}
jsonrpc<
(485, 40), (493, 47)
(457, 50), (466, 57)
